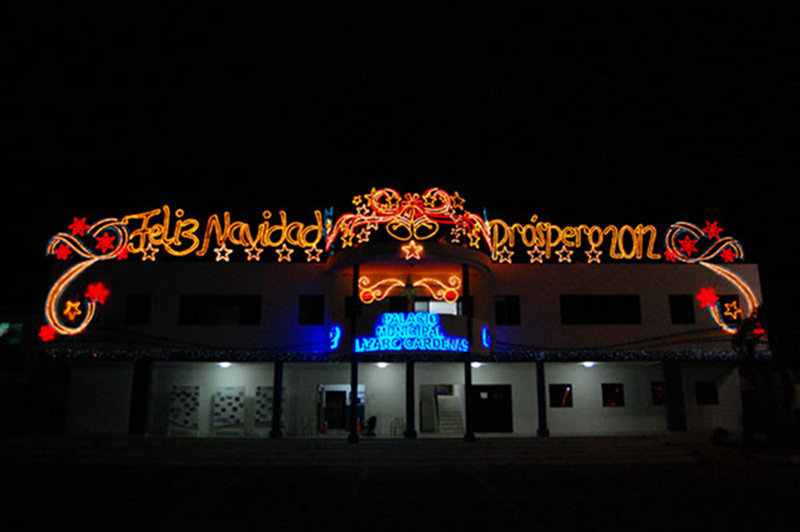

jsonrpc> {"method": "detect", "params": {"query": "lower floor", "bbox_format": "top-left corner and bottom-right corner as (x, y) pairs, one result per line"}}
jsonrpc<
(63, 359), (744, 438)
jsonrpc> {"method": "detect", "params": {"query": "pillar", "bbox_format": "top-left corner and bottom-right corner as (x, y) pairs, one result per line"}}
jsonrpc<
(462, 264), (475, 442)
(662, 360), (686, 431)
(128, 358), (152, 435)
(536, 359), (549, 437)
(270, 360), (284, 438)
(405, 361), (417, 438)
(349, 262), (360, 443)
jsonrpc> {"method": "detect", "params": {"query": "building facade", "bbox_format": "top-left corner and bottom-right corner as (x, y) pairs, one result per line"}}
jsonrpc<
(38, 187), (770, 439)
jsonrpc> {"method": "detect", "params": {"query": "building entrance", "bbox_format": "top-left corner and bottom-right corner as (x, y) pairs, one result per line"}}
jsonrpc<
(318, 384), (365, 432)
(471, 384), (513, 432)
(420, 384), (464, 435)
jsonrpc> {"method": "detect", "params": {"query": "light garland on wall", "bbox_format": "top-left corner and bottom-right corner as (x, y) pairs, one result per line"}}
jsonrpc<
(664, 221), (760, 336)
(40, 218), (129, 342)
(358, 275), (462, 305)
(122, 206), (325, 262)
(40, 188), (762, 343)
(326, 188), (491, 252)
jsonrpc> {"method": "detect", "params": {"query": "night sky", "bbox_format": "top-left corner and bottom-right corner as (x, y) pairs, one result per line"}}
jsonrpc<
(5, 4), (796, 353)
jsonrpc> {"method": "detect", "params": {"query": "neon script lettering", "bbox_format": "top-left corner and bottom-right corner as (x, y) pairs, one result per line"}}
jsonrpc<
(354, 312), (470, 353)
(122, 206), (324, 258)
(488, 216), (662, 262)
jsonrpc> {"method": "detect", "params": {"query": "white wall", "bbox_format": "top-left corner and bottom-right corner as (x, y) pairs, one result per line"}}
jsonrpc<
(682, 361), (742, 434)
(472, 362), (538, 435)
(150, 361), (274, 436)
(545, 361), (667, 435)
(144, 359), (742, 438)
(283, 362), (406, 437)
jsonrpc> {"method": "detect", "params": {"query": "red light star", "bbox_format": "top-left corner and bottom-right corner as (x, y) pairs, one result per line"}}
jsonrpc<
(95, 232), (116, 254)
(678, 235), (698, 256)
(696, 287), (719, 308)
(68, 217), (89, 236)
(720, 247), (737, 263)
(39, 324), (56, 342)
(703, 221), (723, 240)
(55, 244), (72, 260)
(85, 282), (110, 304)
(116, 246), (129, 260)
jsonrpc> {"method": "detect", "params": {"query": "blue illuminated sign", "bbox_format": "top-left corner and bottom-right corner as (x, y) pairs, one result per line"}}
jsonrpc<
(354, 312), (469, 353)
(481, 325), (492, 349)
(329, 324), (342, 351)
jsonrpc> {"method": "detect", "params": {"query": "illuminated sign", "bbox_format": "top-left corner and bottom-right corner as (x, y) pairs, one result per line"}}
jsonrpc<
(122, 206), (325, 261)
(39, 186), (761, 342)
(329, 325), (342, 351)
(358, 275), (461, 305)
(354, 312), (470, 353)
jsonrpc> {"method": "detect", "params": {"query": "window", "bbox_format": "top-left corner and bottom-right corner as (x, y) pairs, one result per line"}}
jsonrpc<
(602, 383), (625, 407)
(651, 381), (665, 405)
(389, 296), (409, 313)
(560, 295), (641, 325)
(695, 381), (719, 405)
(414, 299), (460, 315)
(0, 322), (22, 346)
(178, 294), (261, 325)
(126, 294), (151, 325)
(669, 295), (695, 324)
(549, 384), (573, 407)
(299, 295), (325, 325)
(495, 295), (521, 325)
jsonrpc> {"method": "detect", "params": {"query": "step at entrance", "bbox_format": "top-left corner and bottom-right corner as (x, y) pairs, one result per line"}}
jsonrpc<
(436, 395), (463, 434)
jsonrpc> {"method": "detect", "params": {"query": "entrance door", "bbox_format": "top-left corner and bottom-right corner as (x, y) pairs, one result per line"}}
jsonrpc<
(318, 385), (366, 432)
(471, 384), (513, 432)
(323, 391), (347, 429)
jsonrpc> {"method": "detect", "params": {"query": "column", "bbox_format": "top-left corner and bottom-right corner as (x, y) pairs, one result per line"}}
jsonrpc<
(349, 262), (360, 443)
(462, 264), (475, 442)
(662, 359), (686, 431)
(536, 359), (549, 437)
(404, 361), (417, 438)
(270, 360), (284, 438)
(128, 358), (152, 435)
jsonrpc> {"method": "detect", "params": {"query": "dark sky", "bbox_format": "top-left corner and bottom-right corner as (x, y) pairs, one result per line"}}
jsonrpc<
(5, 3), (797, 351)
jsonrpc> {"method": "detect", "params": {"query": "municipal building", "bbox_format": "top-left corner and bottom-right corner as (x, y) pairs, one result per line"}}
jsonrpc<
(38, 187), (769, 440)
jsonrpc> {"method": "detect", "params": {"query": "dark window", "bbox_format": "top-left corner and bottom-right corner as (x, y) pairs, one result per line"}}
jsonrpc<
(179, 294), (261, 325)
(389, 296), (409, 312)
(560, 295), (641, 325)
(0, 322), (22, 346)
(299, 295), (325, 325)
(549, 384), (573, 407)
(695, 381), (719, 405)
(602, 383), (625, 407)
(651, 381), (665, 405)
(126, 294), (151, 325)
(669, 295), (695, 324)
(495, 295), (521, 325)
(345, 296), (360, 318)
